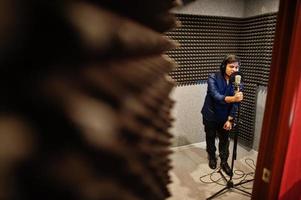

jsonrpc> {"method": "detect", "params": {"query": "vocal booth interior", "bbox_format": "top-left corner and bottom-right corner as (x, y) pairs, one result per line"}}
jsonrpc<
(166, 0), (279, 199)
(167, 3), (277, 150)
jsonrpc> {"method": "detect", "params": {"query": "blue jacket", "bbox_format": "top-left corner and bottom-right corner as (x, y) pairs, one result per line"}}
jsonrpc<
(201, 72), (239, 123)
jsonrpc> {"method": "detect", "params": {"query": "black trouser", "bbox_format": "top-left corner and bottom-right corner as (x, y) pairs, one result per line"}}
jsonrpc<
(203, 118), (229, 162)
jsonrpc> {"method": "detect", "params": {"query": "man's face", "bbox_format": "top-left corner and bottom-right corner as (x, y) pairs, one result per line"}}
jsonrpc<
(225, 62), (239, 77)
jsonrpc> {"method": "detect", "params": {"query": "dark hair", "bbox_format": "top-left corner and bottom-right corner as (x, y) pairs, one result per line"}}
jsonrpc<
(220, 54), (241, 75)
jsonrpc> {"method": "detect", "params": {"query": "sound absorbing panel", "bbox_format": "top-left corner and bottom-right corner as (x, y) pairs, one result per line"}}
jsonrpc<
(166, 13), (276, 86)
(238, 13), (276, 86)
(165, 13), (277, 146)
(166, 14), (240, 86)
(0, 1), (179, 200)
(235, 83), (258, 146)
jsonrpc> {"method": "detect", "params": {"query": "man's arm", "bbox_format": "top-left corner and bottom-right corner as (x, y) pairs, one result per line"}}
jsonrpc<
(224, 92), (243, 103)
(207, 74), (227, 104)
(207, 73), (243, 104)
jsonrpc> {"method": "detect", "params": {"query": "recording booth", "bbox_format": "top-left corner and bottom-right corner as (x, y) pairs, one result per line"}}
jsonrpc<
(0, 0), (300, 200)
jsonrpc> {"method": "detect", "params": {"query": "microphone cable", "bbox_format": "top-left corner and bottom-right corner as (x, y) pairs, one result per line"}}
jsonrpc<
(199, 157), (256, 188)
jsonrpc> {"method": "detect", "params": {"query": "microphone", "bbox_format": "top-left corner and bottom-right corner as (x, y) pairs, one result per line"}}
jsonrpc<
(230, 72), (243, 92)
(234, 75), (241, 92)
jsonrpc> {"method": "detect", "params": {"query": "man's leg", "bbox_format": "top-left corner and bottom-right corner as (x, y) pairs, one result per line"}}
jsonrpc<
(204, 120), (217, 169)
(218, 128), (232, 176)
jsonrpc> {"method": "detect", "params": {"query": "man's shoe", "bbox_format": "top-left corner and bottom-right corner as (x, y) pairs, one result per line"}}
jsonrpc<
(221, 162), (232, 176)
(208, 158), (217, 169)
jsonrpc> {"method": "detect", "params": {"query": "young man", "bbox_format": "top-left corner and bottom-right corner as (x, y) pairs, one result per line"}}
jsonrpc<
(201, 54), (243, 176)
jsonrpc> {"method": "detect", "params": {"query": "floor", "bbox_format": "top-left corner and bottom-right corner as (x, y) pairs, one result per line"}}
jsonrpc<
(167, 141), (258, 200)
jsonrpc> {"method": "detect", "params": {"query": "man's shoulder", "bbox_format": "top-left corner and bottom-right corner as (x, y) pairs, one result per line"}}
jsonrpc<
(209, 72), (222, 79)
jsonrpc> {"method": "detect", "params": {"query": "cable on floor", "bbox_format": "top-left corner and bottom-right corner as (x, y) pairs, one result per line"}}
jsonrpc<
(199, 157), (256, 188)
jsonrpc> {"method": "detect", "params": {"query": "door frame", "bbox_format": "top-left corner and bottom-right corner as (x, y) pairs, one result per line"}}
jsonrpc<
(252, 0), (301, 199)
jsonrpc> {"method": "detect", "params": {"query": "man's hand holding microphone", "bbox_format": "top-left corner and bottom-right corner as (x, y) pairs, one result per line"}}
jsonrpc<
(223, 73), (243, 131)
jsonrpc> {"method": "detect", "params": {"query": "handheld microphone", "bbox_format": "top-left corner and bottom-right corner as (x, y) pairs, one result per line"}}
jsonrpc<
(230, 71), (243, 92)
(234, 75), (241, 92)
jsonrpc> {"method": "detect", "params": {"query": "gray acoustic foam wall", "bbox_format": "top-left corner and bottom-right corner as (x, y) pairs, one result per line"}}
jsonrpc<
(166, 13), (277, 146)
